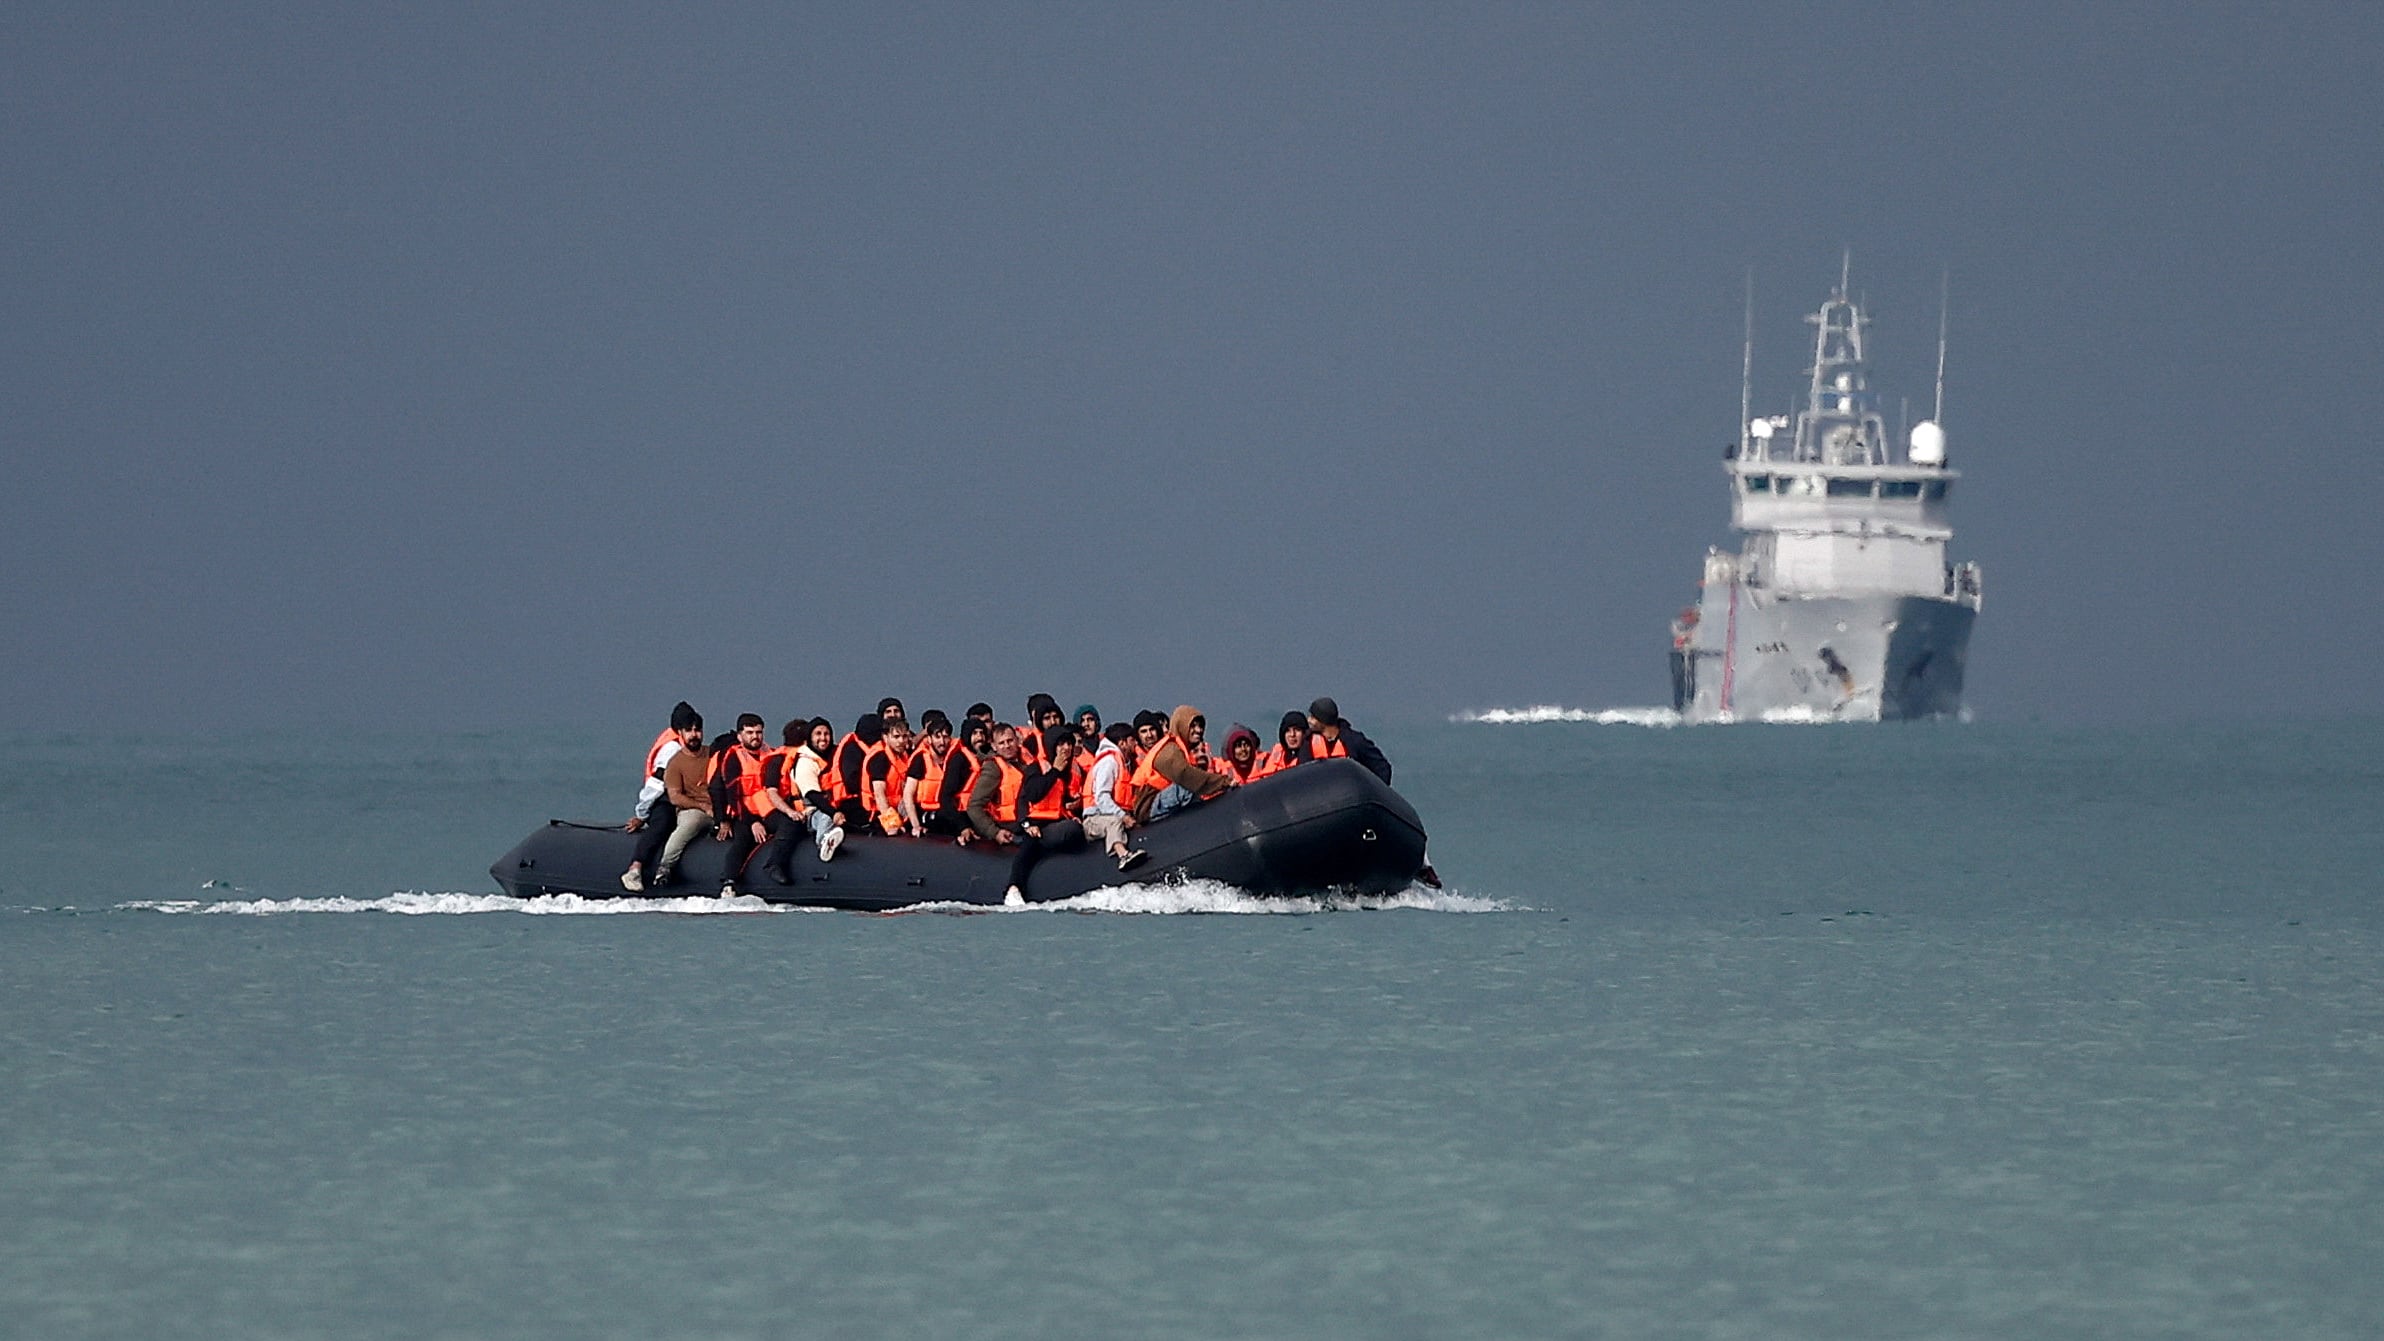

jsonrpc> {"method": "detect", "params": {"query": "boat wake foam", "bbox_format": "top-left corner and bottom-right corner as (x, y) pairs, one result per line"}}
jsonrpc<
(1455, 705), (1682, 725)
(1454, 703), (1882, 725)
(119, 891), (807, 916)
(116, 883), (1514, 917)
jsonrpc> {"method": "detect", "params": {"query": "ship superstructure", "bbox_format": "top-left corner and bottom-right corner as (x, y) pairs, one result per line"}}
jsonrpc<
(1669, 267), (1982, 720)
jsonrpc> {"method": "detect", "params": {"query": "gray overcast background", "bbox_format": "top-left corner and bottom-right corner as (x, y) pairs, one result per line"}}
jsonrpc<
(5, 3), (2378, 733)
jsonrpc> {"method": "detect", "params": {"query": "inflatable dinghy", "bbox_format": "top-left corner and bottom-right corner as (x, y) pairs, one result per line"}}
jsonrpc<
(491, 758), (1427, 910)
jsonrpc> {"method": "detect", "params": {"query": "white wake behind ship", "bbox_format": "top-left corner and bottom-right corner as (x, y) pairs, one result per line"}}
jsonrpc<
(1669, 266), (1982, 721)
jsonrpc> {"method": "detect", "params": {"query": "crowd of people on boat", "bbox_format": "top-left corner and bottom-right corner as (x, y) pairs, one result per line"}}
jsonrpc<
(621, 693), (1397, 904)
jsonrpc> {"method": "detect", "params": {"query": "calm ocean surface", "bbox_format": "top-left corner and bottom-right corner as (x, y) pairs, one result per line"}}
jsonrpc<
(5, 717), (2379, 1339)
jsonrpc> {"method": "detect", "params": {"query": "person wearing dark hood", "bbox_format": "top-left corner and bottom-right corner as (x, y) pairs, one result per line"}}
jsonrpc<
(1183, 711), (1215, 771)
(1253, 711), (1315, 779)
(1071, 704), (1103, 794)
(877, 696), (907, 728)
(1017, 693), (1064, 770)
(828, 714), (887, 831)
(1129, 704), (1236, 822)
(1306, 696), (1392, 784)
(1214, 723), (1263, 785)
(1305, 697), (1435, 885)
(941, 716), (993, 843)
(999, 723), (1122, 905)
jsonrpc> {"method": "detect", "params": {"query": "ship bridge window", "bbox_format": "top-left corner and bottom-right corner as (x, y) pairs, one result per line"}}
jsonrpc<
(1826, 478), (1875, 498)
(1880, 480), (1923, 499)
(1743, 475), (1771, 493)
(1923, 480), (1949, 501)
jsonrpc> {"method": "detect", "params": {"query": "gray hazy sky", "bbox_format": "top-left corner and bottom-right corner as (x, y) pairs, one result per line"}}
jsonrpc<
(6, 3), (2378, 731)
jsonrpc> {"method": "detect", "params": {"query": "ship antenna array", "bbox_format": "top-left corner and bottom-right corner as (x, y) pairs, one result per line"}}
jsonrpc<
(1739, 269), (1755, 458)
(1933, 271), (1949, 424)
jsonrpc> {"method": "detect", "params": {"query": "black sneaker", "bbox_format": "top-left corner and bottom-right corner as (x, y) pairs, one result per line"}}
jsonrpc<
(1117, 849), (1149, 873)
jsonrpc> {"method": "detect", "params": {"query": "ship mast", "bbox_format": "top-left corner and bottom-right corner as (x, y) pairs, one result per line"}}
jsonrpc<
(1796, 253), (1887, 466)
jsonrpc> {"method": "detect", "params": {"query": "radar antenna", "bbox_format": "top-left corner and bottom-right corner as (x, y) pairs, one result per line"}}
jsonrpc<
(1933, 271), (1950, 425)
(1739, 269), (1755, 459)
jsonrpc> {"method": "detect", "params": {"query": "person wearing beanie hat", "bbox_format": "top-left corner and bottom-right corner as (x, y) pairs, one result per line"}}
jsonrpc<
(622, 703), (706, 890)
(1074, 704), (1101, 743)
(1306, 696), (1393, 784)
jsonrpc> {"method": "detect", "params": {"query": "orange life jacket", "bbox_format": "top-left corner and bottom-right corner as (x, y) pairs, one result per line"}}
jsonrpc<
(1130, 732), (1190, 800)
(1310, 733), (1349, 760)
(1254, 743), (1308, 778)
(1219, 753), (1261, 785)
(910, 740), (954, 814)
(826, 733), (884, 812)
(643, 728), (678, 780)
(1017, 728), (1048, 771)
(766, 748), (810, 816)
(986, 755), (1026, 824)
(943, 745), (983, 815)
(1081, 741), (1128, 812)
(873, 744), (911, 811)
(721, 744), (774, 819)
(1026, 764), (1078, 822)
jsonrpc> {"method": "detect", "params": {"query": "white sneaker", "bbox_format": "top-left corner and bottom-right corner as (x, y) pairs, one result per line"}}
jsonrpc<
(819, 826), (844, 862)
(1116, 849), (1148, 873)
(1004, 886), (1026, 907)
(620, 867), (644, 892)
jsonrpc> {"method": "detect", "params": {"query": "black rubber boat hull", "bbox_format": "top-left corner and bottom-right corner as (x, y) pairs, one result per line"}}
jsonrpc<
(490, 759), (1428, 910)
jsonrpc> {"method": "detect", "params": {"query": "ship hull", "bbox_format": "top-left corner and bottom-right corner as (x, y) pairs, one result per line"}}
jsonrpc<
(1679, 588), (1973, 722)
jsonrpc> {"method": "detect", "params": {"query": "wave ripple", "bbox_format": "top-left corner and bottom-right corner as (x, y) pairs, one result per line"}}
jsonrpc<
(116, 884), (1512, 917)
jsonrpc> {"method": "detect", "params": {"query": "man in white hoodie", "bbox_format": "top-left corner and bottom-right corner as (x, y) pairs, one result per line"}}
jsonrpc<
(1079, 721), (1148, 872)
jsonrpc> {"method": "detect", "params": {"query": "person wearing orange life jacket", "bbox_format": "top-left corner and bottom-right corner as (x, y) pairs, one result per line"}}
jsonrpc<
(1183, 712), (1216, 773)
(939, 717), (993, 845)
(644, 727), (721, 889)
(1252, 711), (1315, 780)
(1214, 723), (1263, 785)
(1130, 705), (1236, 823)
(752, 718), (846, 881)
(1078, 721), (1150, 874)
(1015, 693), (1065, 771)
(780, 717), (848, 863)
(1304, 696), (1434, 886)
(899, 711), (957, 836)
(622, 702), (703, 891)
(999, 724), (1134, 904)
(826, 714), (887, 831)
(1305, 696), (1392, 784)
(705, 713), (778, 897)
(868, 719), (915, 835)
(1070, 704), (1102, 795)
(964, 723), (1033, 853)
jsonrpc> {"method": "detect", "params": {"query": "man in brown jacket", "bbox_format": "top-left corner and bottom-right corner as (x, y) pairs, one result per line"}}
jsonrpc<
(1132, 704), (1236, 823)
(649, 731), (716, 888)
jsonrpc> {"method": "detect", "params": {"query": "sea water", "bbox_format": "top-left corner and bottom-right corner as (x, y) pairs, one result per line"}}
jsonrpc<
(4, 718), (2379, 1338)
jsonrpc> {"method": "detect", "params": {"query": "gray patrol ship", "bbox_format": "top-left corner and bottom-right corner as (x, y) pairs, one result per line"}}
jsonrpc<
(1669, 267), (1982, 721)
